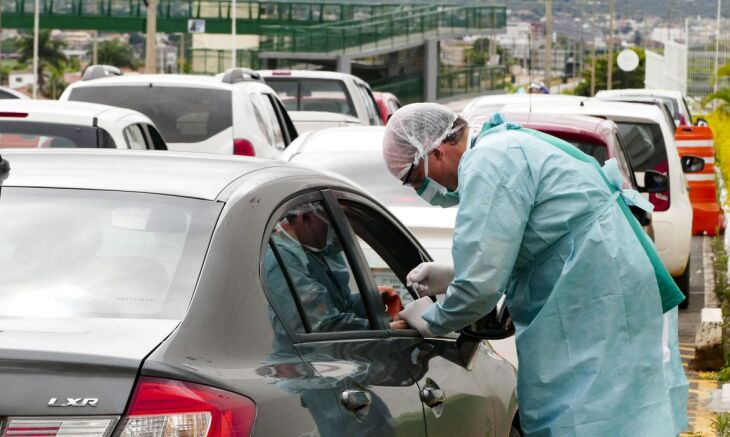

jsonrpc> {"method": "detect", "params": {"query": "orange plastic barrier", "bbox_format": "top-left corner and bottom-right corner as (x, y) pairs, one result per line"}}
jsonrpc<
(675, 126), (724, 236)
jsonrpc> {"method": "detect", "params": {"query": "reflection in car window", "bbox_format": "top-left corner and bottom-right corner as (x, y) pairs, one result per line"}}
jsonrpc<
(266, 78), (356, 117)
(616, 122), (668, 172)
(69, 86), (233, 143)
(568, 140), (609, 165)
(0, 121), (112, 148)
(262, 94), (287, 150)
(263, 201), (370, 333)
(0, 188), (221, 319)
(357, 84), (380, 125)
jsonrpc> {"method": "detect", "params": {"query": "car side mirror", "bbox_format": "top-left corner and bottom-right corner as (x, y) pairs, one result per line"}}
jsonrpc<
(640, 170), (669, 193)
(696, 117), (709, 127)
(459, 296), (514, 340)
(681, 155), (705, 173)
(628, 205), (652, 227)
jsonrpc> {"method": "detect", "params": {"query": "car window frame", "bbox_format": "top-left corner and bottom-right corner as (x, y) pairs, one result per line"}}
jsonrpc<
(268, 93), (299, 146)
(123, 124), (148, 150)
(333, 190), (431, 338)
(260, 189), (391, 344)
(143, 124), (167, 150)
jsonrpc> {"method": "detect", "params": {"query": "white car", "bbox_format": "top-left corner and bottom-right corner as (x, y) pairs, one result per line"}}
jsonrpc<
(260, 69), (382, 132)
(0, 100), (166, 150)
(281, 126), (518, 366)
(288, 110), (363, 133)
(60, 68), (297, 158)
(461, 93), (583, 121)
(0, 86), (29, 100)
(496, 99), (694, 305)
(596, 89), (695, 127)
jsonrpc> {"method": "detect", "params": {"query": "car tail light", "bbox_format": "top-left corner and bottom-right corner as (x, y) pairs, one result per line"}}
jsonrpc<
(233, 139), (255, 156)
(118, 377), (255, 437)
(0, 112), (28, 118)
(2, 418), (117, 437)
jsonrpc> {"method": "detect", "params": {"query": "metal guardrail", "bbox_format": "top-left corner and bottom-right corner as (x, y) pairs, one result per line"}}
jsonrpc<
(438, 65), (507, 100)
(259, 5), (507, 54)
(3, 0), (421, 22)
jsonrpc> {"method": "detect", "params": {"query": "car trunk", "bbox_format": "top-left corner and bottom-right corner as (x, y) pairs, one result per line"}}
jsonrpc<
(0, 317), (179, 417)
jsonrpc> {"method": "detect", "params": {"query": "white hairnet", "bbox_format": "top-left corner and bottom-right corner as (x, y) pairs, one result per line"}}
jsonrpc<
(382, 102), (459, 179)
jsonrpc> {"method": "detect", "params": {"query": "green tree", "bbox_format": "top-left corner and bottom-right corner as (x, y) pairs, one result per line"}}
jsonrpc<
(94, 39), (138, 69)
(702, 64), (730, 112)
(573, 48), (646, 97)
(15, 30), (67, 96)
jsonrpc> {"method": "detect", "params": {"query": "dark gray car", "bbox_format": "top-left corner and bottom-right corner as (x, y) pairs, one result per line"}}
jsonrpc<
(0, 150), (519, 437)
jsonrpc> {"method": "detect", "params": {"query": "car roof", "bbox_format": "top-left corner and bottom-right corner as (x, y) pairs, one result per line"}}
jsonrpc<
(66, 74), (244, 91)
(596, 89), (683, 100)
(0, 149), (298, 201)
(0, 100), (153, 125)
(485, 112), (616, 144)
(0, 86), (29, 99)
(293, 126), (386, 153)
(259, 69), (365, 83)
(501, 98), (667, 125)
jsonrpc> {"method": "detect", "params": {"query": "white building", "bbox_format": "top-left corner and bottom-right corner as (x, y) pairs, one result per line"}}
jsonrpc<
(8, 72), (34, 90)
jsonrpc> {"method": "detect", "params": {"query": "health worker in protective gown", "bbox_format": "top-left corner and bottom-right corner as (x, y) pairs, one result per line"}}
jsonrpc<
(384, 103), (688, 437)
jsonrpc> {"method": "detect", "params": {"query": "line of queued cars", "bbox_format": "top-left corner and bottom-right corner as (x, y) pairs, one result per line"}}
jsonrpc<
(0, 68), (521, 436)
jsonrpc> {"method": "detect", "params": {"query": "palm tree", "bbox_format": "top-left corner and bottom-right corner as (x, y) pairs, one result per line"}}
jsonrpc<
(703, 64), (730, 112)
(15, 30), (67, 96)
(93, 39), (139, 69)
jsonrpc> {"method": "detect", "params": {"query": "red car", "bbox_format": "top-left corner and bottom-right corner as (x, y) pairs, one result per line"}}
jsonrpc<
(373, 91), (402, 124)
(470, 111), (653, 235)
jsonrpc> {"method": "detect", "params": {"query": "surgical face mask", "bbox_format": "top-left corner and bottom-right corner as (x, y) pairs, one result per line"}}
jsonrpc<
(416, 178), (460, 207)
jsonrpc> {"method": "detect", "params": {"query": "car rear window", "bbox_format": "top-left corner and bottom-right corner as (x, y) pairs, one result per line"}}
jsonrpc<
(69, 86), (232, 144)
(0, 188), (221, 319)
(265, 78), (356, 117)
(616, 122), (668, 172)
(0, 121), (115, 148)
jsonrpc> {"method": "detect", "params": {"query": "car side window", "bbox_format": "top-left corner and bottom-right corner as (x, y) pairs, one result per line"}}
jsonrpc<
(124, 124), (147, 150)
(263, 200), (372, 335)
(249, 96), (270, 139)
(145, 125), (167, 150)
(338, 198), (423, 326)
(357, 84), (380, 126)
(253, 93), (286, 151)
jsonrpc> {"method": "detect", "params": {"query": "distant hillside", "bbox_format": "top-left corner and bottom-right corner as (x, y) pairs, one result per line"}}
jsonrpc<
(497, 0), (720, 19)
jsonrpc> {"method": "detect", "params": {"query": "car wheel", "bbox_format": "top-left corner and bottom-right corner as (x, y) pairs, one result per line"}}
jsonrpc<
(674, 257), (691, 309)
(509, 425), (523, 437)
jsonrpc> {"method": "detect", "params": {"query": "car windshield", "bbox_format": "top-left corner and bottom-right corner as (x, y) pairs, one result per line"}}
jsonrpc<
(0, 121), (115, 148)
(69, 86), (232, 143)
(616, 122), (668, 172)
(0, 188), (221, 319)
(266, 78), (356, 117)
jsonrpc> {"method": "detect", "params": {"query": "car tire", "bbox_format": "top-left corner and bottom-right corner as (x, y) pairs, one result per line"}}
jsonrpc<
(674, 257), (691, 309)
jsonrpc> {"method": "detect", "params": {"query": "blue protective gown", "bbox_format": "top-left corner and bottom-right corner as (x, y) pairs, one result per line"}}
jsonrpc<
(421, 115), (688, 436)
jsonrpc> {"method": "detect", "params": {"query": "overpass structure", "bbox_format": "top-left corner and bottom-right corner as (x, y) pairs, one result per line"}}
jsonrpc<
(3, 0), (507, 101)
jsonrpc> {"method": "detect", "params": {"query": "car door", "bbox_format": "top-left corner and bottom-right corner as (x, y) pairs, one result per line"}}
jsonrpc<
(335, 192), (518, 437)
(261, 189), (426, 436)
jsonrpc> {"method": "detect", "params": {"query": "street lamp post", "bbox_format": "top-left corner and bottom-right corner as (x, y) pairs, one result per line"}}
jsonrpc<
(607, 0), (615, 90)
(145, 0), (157, 73)
(231, 0), (236, 69)
(545, 0), (552, 88)
(32, 0), (39, 98)
(591, 0), (597, 96)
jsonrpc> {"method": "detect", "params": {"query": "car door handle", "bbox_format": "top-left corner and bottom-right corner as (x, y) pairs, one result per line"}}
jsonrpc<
(420, 387), (445, 408)
(340, 389), (372, 413)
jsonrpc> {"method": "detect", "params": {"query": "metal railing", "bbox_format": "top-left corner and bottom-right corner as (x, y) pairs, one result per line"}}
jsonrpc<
(259, 5), (507, 54)
(438, 65), (507, 100)
(3, 0), (422, 22)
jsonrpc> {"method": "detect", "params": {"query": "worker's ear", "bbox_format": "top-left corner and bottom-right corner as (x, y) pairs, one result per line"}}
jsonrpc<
(431, 145), (445, 161)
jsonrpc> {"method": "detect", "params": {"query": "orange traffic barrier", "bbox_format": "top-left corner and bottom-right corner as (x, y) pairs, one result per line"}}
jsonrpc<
(675, 126), (723, 236)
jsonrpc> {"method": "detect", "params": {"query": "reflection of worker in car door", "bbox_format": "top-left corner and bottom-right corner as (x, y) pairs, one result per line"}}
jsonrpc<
(382, 103), (688, 437)
(271, 203), (404, 331)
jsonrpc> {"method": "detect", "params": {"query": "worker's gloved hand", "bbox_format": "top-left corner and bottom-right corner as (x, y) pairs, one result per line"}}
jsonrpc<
(406, 262), (454, 296)
(399, 297), (435, 337)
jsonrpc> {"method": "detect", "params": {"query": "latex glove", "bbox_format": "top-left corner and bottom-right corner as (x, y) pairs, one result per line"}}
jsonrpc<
(399, 297), (435, 337)
(406, 262), (454, 296)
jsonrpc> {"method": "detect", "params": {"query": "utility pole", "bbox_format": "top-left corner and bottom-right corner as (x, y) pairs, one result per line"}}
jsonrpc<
(92, 30), (98, 65)
(145, 0), (157, 73)
(32, 0), (39, 98)
(591, 0), (597, 95)
(715, 0), (722, 95)
(545, 0), (552, 88)
(607, 0), (615, 90)
(231, 0), (236, 68)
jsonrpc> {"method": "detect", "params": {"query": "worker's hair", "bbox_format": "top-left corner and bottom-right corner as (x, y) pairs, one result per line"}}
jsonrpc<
(443, 116), (468, 145)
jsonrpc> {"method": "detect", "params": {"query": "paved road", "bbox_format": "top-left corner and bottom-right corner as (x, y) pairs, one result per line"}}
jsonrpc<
(679, 236), (706, 343)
